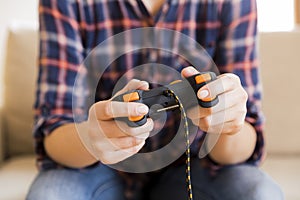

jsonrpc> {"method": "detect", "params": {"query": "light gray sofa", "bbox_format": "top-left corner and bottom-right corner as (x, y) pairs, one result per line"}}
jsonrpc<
(0, 21), (300, 200)
(0, 22), (38, 199)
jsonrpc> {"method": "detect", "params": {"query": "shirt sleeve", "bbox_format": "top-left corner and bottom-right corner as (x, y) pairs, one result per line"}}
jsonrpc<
(34, 0), (87, 170)
(211, 0), (265, 166)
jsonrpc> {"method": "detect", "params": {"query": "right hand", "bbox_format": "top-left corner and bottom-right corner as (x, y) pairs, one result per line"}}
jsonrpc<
(77, 79), (154, 165)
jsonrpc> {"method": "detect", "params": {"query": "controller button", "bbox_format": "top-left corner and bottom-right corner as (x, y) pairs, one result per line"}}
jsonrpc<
(201, 96), (216, 102)
(129, 115), (144, 122)
(123, 92), (140, 102)
(195, 73), (211, 84)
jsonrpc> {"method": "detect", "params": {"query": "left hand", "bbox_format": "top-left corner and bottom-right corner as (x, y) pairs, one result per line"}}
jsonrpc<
(181, 66), (248, 135)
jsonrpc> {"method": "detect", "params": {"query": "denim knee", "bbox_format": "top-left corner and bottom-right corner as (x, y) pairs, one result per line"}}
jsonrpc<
(249, 174), (284, 200)
(217, 165), (284, 200)
(26, 165), (125, 200)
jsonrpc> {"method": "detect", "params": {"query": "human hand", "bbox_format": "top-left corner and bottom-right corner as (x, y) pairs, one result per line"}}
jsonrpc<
(181, 66), (248, 135)
(77, 79), (154, 165)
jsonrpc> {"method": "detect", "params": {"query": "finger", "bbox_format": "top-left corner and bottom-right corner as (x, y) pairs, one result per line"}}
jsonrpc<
(204, 120), (245, 135)
(94, 135), (147, 151)
(187, 106), (212, 120)
(196, 105), (246, 131)
(181, 66), (199, 78)
(95, 118), (153, 138)
(113, 79), (149, 97)
(93, 100), (149, 120)
(124, 79), (149, 91)
(109, 118), (154, 137)
(99, 141), (145, 165)
(212, 87), (248, 113)
(197, 73), (241, 101)
(187, 87), (248, 119)
(106, 136), (147, 150)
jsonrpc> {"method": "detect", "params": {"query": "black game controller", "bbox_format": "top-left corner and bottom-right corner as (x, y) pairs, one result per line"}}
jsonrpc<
(112, 72), (219, 127)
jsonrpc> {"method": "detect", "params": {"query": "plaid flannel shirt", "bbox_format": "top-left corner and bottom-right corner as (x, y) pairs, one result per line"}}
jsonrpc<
(35, 0), (265, 198)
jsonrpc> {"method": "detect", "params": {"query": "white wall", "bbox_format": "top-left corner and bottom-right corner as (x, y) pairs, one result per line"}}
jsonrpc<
(0, 0), (38, 106)
(257, 0), (294, 32)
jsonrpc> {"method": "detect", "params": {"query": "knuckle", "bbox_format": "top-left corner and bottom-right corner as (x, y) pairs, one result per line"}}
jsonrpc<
(129, 79), (140, 84)
(108, 139), (119, 149)
(143, 119), (154, 131)
(138, 132), (150, 140)
(128, 120), (153, 136)
(228, 78), (236, 88)
(127, 103), (144, 117)
(128, 127), (139, 136)
(130, 104), (140, 117)
(88, 104), (98, 119)
(208, 124), (223, 134)
(187, 107), (197, 119)
(129, 145), (140, 154)
(204, 107), (213, 116)
(242, 106), (247, 115)
(130, 137), (138, 147)
(192, 118), (200, 126)
(240, 89), (248, 101)
(199, 124), (208, 132)
(221, 75), (234, 89)
(118, 137), (133, 149)
(224, 73), (241, 88)
(199, 117), (211, 131)
(115, 121), (130, 135)
(90, 141), (101, 153)
(231, 120), (244, 132)
(104, 101), (113, 118)
(237, 105), (247, 118)
(100, 159), (110, 165)
(99, 153), (111, 165)
(232, 123), (241, 131)
(125, 79), (141, 91)
(228, 73), (240, 82)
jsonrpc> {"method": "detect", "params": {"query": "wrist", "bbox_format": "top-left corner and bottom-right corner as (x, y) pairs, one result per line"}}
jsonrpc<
(76, 122), (99, 161)
(45, 123), (98, 168)
(206, 122), (257, 165)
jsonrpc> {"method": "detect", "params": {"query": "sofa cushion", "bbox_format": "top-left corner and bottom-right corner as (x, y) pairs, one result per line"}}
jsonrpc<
(3, 22), (38, 156)
(0, 155), (37, 200)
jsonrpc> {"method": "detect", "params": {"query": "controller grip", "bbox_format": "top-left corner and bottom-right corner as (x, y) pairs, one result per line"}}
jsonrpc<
(186, 72), (219, 108)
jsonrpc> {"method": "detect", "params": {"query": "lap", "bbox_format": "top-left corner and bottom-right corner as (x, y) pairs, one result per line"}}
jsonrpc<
(26, 164), (125, 200)
(148, 159), (284, 200)
(27, 159), (284, 200)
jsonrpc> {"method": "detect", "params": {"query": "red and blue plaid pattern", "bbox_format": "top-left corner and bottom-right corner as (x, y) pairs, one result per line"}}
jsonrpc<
(34, 0), (265, 198)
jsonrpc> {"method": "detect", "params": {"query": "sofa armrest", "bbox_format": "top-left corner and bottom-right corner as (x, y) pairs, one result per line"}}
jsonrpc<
(2, 21), (38, 158)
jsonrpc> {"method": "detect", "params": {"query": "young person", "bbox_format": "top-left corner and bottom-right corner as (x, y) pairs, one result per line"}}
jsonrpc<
(27, 0), (283, 199)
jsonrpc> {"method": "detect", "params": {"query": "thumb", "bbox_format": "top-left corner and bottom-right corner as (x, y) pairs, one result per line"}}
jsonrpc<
(113, 79), (149, 97)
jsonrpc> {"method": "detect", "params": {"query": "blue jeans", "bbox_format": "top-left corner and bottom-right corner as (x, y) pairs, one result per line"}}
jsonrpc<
(26, 159), (284, 200)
